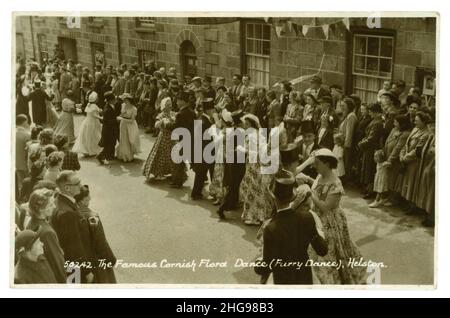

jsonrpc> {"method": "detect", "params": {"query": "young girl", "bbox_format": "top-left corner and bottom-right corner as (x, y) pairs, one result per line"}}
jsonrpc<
(369, 149), (390, 208)
(333, 133), (345, 179)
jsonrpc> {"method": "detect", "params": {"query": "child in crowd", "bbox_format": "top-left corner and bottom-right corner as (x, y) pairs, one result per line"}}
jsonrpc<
(333, 133), (345, 179)
(369, 149), (390, 208)
(377, 80), (392, 103)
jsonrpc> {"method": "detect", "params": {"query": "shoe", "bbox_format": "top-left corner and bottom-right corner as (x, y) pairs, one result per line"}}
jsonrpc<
(191, 194), (203, 201)
(363, 192), (376, 200)
(96, 156), (104, 165)
(244, 220), (261, 226)
(212, 199), (221, 206)
(380, 199), (392, 207)
(217, 209), (226, 220)
(369, 200), (381, 208)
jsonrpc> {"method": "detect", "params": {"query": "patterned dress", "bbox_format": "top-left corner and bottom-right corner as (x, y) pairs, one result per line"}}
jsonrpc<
(209, 127), (226, 201)
(143, 111), (176, 179)
(240, 133), (276, 223)
(308, 177), (366, 284)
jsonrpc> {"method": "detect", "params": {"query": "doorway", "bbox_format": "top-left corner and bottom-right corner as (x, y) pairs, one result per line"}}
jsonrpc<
(57, 37), (77, 62)
(180, 40), (197, 78)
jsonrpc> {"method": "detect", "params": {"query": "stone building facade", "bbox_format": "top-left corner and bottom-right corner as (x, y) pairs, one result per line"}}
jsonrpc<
(14, 15), (437, 103)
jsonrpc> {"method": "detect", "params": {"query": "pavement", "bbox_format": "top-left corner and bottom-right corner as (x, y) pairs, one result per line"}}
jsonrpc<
(73, 114), (435, 286)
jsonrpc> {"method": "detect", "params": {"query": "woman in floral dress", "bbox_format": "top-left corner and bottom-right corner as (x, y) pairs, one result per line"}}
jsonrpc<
(240, 114), (276, 225)
(143, 97), (176, 181)
(298, 148), (366, 284)
(209, 109), (233, 205)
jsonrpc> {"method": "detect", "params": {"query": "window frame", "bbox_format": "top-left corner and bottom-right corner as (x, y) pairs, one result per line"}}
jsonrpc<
(138, 50), (156, 69)
(135, 17), (156, 32)
(91, 42), (106, 70)
(37, 33), (48, 64)
(347, 27), (396, 101)
(241, 20), (271, 88)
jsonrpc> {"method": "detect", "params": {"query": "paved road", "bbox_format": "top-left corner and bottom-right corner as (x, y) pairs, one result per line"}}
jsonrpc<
(73, 115), (435, 285)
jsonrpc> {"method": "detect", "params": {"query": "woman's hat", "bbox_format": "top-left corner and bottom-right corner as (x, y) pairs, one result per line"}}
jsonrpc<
(119, 93), (133, 101)
(231, 109), (244, 124)
(221, 109), (233, 124)
(160, 97), (172, 111)
(15, 227), (42, 253)
(314, 148), (337, 160)
(242, 113), (261, 129)
(88, 91), (98, 103)
(192, 76), (202, 83)
(280, 143), (299, 165)
(368, 102), (383, 113)
(272, 169), (296, 203)
(104, 91), (115, 101)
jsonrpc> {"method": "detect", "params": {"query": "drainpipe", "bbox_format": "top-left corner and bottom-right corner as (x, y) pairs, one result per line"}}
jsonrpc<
(116, 17), (122, 66)
(29, 16), (36, 60)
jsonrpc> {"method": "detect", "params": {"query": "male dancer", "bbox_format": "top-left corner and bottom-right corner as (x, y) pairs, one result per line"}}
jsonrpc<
(97, 91), (119, 164)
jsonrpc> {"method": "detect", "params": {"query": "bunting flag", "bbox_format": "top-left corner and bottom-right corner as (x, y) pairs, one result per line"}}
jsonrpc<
(263, 17), (270, 23)
(302, 25), (309, 37)
(322, 24), (330, 40)
(292, 23), (300, 37)
(342, 17), (350, 31)
(275, 25), (283, 37)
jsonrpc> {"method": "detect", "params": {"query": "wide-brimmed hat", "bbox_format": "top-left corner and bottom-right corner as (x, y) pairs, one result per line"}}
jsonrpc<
(242, 113), (261, 129)
(272, 169), (296, 203)
(221, 109), (233, 124)
(231, 109), (244, 124)
(15, 227), (42, 253)
(314, 148), (337, 160)
(192, 76), (202, 83)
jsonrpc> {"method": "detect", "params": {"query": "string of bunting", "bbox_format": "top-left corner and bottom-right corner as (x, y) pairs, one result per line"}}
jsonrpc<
(263, 17), (351, 40)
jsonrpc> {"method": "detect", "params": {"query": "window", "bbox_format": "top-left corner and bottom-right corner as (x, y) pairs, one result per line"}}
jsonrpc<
(245, 23), (271, 87)
(16, 33), (26, 60)
(352, 33), (394, 103)
(138, 50), (155, 69)
(136, 17), (155, 28)
(37, 34), (48, 64)
(91, 42), (105, 69)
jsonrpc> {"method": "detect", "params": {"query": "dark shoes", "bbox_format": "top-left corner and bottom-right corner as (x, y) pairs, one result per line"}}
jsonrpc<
(217, 208), (226, 220)
(363, 192), (376, 200)
(191, 194), (203, 201)
(96, 155), (104, 165)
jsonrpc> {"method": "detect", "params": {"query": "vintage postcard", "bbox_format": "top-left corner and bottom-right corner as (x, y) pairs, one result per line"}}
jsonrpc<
(11, 12), (437, 288)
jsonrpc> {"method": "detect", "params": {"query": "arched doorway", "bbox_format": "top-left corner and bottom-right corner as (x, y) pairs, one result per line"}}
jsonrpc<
(180, 40), (197, 78)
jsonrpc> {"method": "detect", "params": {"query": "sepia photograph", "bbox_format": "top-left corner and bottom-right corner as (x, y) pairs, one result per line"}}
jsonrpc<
(11, 12), (437, 287)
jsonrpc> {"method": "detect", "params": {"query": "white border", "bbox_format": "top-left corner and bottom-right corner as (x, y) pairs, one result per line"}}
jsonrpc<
(2, 0), (448, 298)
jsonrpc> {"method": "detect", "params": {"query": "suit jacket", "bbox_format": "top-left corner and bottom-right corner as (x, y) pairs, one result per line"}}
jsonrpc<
(16, 127), (30, 171)
(51, 194), (95, 279)
(30, 89), (52, 125)
(173, 106), (197, 162)
(317, 128), (334, 150)
(99, 103), (119, 148)
(280, 94), (290, 118)
(257, 208), (328, 284)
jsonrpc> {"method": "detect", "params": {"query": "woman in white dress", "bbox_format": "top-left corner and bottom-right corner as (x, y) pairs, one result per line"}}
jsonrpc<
(116, 93), (141, 162)
(72, 92), (103, 156)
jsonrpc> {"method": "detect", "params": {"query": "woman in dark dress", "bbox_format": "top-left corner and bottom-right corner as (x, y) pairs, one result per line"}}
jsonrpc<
(353, 104), (372, 184)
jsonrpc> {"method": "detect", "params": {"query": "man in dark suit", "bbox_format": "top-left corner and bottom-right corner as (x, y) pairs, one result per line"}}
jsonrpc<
(170, 90), (197, 188)
(230, 74), (243, 107)
(306, 76), (330, 101)
(202, 76), (216, 100)
(191, 99), (214, 200)
(29, 80), (53, 126)
(255, 169), (328, 284)
(52, 171), (94, 283)
(97, 92), (120, 164)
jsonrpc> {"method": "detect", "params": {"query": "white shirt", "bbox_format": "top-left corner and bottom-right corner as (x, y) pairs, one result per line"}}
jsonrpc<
(302, 143), (314, 157)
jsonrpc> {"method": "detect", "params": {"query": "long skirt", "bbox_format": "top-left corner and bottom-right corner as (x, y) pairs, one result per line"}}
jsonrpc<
(143, 129), (174, 179)
(46, 102), (59, 128)
(240, 162), (276, 223)
(54, 111), (75, 143)
(116, 120), (141, 162)
(415, 160), (435, 215)
(209, 163), (225, 201)
(359, 148), (376, 186)
(73, 117), (102, 156)
(397, 160), (420, 203)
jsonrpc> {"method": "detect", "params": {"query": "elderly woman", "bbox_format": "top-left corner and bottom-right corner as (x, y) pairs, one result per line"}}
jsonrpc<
(143, 97), (176, 181)
(74, 185), (117, 283)
(396, 111), (430, 213)
(116, 93), (141, 162)
(297, 149), (366, 284)
(25, 189), (66, 283)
